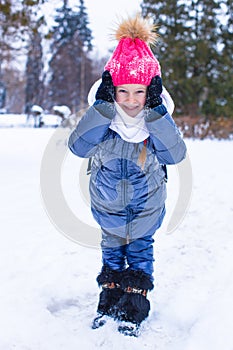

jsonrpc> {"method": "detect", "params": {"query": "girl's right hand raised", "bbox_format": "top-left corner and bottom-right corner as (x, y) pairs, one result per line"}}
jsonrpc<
(95, 71), (115, 103)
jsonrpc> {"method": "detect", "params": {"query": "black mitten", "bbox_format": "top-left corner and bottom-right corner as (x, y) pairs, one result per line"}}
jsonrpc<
(95, 71), (115, 102)
(146, 75), (163, 109)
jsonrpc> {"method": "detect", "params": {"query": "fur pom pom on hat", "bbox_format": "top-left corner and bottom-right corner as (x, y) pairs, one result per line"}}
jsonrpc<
(105, 15), (161, 86)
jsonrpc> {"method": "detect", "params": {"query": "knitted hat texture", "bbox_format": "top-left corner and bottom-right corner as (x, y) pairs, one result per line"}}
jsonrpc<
(105, 16), (161, 86)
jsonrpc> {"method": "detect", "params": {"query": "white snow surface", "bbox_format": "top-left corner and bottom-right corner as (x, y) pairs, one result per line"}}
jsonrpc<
(1, 126), (233, 349)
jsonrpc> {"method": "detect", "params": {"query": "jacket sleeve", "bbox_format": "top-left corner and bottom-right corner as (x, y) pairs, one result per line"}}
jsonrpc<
(145, 105), (187, 164)
(68, 101), (116, 158)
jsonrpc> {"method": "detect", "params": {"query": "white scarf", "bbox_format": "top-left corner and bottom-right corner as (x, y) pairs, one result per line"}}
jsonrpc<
(109, 102), (149, 143)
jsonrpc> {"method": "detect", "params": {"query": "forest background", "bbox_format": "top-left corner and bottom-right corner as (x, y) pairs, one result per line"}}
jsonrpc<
(0, 0), (232, 138)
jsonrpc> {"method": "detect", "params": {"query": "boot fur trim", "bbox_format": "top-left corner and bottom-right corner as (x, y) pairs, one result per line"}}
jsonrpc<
(97, 265), (123, 286)
(120, 269), (154, 291)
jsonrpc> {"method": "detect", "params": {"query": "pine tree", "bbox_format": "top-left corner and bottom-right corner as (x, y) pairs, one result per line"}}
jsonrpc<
(141, 0), (226, 118)
(141, 0), (193, 114)
(203, 0), (233, 118)
(25, 29), (44, 113)
(50, 0), (92, 50)
(0, 0), (47, 112)
(186, 0), (223, 117)
(2, 67), (26, 113)
(0, 0), (27, 98)
(49, 35), (82, 109)
(221, 0), (233, 118)
(77, 0), (93, 51)
(51, 0), (78, 48)
(47, 0), (93, 111)
(0, 0), (47, 66)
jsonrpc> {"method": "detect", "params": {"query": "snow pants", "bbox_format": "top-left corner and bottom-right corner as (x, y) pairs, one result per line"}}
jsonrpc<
(101, 230), (154, 280)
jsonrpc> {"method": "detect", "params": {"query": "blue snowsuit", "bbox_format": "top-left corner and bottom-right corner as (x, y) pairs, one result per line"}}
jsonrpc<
(69, 101), (186, 280)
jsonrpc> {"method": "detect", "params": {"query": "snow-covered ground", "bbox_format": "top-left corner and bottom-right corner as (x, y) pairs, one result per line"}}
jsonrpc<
(0, 113), (61, 128)
(1, 126), (233, 350)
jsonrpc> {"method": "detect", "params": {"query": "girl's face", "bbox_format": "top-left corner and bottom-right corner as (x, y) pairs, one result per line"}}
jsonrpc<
(115, 84), (147, 117)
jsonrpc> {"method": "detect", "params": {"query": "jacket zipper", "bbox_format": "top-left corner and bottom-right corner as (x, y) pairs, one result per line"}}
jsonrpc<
(121, 142), (127, 207)
(122, 142), (130, 241)
(126, 208), (133, 244)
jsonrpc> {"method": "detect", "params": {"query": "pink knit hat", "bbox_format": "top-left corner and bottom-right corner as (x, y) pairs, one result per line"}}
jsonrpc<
(105, 16), (161, 86)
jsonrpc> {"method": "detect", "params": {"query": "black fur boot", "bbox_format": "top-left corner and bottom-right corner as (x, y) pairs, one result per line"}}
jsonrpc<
(116, 269), (154, 326)
(92, 265), (124, 329)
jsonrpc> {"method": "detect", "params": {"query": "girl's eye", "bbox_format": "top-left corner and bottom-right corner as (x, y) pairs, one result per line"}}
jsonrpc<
(136, 90), (146, 94)
(118, 89), (127, 93)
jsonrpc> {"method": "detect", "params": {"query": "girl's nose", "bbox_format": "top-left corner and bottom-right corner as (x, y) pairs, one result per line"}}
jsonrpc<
(127, 93), (136, 103)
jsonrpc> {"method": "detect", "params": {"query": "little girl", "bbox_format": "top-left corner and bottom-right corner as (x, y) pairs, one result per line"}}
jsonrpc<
(69, 15), (186, 336)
